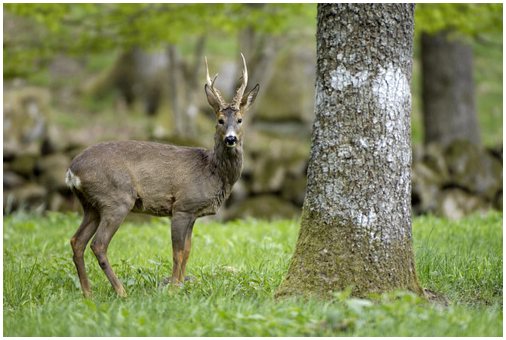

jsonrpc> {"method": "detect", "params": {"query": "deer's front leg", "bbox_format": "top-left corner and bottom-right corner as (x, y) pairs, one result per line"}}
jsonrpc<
(181, 220), (195, 281)
(169, 212), (196, 285)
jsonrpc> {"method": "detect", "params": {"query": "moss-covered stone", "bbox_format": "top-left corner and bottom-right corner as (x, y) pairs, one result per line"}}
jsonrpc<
(3, 171), (26, 190)
(254, 36), (315, 124)
(224, 195), (300, 221)
(36, 153), (71, 191)
(445, 140), (502, 200)
(9, 153), (39, 178)
(244, 131), (309, 195)
(4, 86), (50, 158)
(437, 188), (490, 220)
(281, 174), (307, 207)
(412, 162), (442, 214)
(423, 143), (449, 182)
(4, 183), (47, 213)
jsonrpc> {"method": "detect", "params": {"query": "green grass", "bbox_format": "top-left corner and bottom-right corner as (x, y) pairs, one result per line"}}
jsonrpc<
(3, 211), (503, 336)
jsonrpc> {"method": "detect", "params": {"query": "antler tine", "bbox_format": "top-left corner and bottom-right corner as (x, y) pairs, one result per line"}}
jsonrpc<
(205, 56), (212, 85)
(205, 56), (226, 108)
(240, 52), (248, 87)
(232, 53), (248, 109)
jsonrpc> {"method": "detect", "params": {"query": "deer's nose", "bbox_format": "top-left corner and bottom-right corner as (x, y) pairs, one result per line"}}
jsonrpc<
(224, 135), (238, 147)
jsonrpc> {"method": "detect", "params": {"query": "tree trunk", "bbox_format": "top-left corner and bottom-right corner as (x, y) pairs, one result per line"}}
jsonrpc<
(237, 24), (280, 120)
(182, 35), (207, 137)
(421, 30), (481, 147)
(167, 37), (207, 138)
(167, 45), (184, 136)
(276, 4), (423, 298)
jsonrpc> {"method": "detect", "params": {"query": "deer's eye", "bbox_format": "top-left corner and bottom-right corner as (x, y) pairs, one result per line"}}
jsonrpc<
(218, 118), (225, 125)
(237, 118), (243, 124)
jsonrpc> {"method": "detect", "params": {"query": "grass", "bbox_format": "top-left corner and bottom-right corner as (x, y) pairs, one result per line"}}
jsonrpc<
(3, 211), (503, 336)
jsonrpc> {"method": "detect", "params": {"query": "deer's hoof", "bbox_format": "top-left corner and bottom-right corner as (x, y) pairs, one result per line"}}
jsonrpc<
(184, 275), (197, 282)
(160, 276), (196, 287)
(160, 277), (183, 288)
(116, 287), (128, 298)
(160, 276), (171, 287)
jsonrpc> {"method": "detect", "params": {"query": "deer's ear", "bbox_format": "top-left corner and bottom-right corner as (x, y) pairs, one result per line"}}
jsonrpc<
(205, 84), (221, 113)
(240, 84), (259, 112)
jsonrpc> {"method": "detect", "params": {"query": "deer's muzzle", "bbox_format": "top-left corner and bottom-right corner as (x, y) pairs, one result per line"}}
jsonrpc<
(224, 135), (238, 147)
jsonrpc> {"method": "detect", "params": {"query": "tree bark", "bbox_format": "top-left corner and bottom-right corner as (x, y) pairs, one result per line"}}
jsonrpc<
(168, 37), (207, 138)
(276, 4), (423, 298)
(421, 30), (481, 147)
(182, 35), (207, 137)
(167, 45), (184, 136)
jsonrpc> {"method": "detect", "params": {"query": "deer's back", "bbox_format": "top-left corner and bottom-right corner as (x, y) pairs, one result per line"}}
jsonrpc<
(68, 141), (221, 216)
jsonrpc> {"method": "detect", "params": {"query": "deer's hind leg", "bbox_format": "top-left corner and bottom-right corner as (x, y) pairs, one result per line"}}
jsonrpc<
(70, 206), (100, 298)
(90, 202), (132, 297)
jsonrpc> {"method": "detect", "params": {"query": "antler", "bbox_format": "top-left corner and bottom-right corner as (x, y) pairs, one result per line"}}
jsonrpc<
(232, 53), (248, 109)
(205, 56), (227, 109)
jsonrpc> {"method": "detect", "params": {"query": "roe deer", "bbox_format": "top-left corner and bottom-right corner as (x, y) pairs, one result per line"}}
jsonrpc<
(66, 54), (259, 297)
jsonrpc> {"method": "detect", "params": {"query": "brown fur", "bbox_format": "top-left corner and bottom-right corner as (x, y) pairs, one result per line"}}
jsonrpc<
(67, 57), (259, 297)
(70, 141), (241, 217)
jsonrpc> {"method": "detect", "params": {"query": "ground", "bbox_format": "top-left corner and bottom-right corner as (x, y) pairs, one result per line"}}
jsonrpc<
(3, 211), (502, 336)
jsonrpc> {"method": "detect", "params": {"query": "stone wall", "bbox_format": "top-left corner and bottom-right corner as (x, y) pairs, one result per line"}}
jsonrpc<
(3, 52), (502, 221)
(412, 141), (502, 219)
(4, 88), (502, 221)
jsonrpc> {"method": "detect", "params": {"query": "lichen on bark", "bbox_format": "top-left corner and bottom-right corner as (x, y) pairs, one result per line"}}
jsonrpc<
(276, 3), (423, 299)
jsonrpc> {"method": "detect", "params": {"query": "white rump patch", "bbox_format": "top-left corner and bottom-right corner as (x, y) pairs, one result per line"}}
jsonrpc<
(65, 169), (82, 190)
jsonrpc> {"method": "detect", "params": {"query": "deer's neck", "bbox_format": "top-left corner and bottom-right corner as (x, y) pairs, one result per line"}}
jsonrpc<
(211, 136), (243, 186)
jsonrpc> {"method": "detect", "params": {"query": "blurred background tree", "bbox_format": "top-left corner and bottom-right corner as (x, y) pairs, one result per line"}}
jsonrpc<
(3, 3), (503, 220)
(415, 3), (502, 147)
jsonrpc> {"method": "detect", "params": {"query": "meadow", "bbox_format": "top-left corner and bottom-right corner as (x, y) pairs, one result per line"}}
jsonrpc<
(3, 211), (503, 336)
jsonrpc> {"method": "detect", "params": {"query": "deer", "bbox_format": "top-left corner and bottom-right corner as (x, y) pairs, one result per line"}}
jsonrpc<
(66, 54), (259, 298)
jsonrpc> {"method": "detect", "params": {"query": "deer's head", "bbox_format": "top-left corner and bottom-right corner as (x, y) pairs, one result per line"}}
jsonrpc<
(205, 54), (259, 148)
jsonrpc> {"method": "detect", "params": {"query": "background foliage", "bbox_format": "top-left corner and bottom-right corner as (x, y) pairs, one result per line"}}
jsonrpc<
(415, 4), (502, 37)
(4, 3), (314, 77)
(5, 3), (502, 73)
(4, 3), (502, 145)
